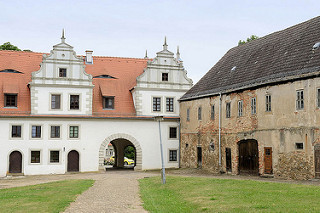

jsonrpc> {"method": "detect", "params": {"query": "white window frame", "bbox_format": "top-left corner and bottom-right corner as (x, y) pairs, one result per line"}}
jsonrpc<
(50, 93), (62, 111)
(251, 97), (256, 114)
(165, 97), (175, 113)
(69, 93), (81, 111)
(29, 149), (42, 165)
(49, 150), (61, 164)
(10, 124), (23, 140)
(30, 124), (43, 140)
(68, 125), (80, 140)
(238, 100), (243, 117)
(266, 94), (272, 112)
(168, 126), (178, 140)
(296, 90), (304, 110)
(49, 125), (62, 139)
(168, 149), (178, 162)
(152, 96), (162, 112)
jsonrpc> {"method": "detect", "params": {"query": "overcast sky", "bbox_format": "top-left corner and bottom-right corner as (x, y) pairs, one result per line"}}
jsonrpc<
(1, 1), (319, 83)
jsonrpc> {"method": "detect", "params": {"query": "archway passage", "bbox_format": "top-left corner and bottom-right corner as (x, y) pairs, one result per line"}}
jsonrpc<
(238, 139), (259, 175)
(9, 151), (22, 173)
(67, 150), (79, 172)
(109, 139), (136, 169)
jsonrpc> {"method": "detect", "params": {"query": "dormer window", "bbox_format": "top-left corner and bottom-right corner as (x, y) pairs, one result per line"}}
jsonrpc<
(5, 94), (17, 107)
(162, 73), (168, 81)
(103, 96), (114, 109)
(59, 68), (67, 77)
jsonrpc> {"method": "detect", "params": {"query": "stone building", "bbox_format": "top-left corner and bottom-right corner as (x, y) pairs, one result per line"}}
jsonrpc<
(0, 32), (192, 177)
(179, 16), (320, 180)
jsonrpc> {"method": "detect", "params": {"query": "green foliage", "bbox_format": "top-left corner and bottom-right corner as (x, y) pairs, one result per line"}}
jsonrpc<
(0, 179), (94, 212)
(140, 176), (320, 212)
(124, 145), (135, 159)
(238, 35), (259, 46)
(0, 42), (21, 51)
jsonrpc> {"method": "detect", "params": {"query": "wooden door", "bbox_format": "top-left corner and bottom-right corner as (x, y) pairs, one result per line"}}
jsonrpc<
(67, 150), (79, 172)
(264, 147), (273, 174)
(197, 147), (202, 168)
(238, 140), (259, 175)
(226, 148), (232, 172)
(9, 151), (22, 173)
(315, 146), (320, 179)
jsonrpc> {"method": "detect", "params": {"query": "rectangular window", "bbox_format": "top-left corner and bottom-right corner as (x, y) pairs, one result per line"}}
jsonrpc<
(153, 97), (161, 112)
(211, 105), (215, 120)
(70, 95), (79, 110)
(187, 108), (190, 121)
(266, 95), (271, 112)
(198, 107), (202, 120)
(166, 98), (174, 112)
(51, 94), (61, 109)
(226, 102), (231, 118)
(31, 126), (41, 138)
(238, 100), (243, 117)
(5, 94), (17, 107)
(296, 90), (304, 110)
(162, 73), (168, 81)
(169, 127), (177, 139)
(31, 151), (40, 163)
(295, 143), (304, 150)
(50, 126), (60, 138)
(59, 68), (67, 77)
(251, 97), (256, 114)
(69, 126), (79, 138)
(103, 96), (114, 109)
(50, 151), (60, 163)
(169, 150), (177, 161)
(12, 125), (21, 138)
(318, 89), (320, 108)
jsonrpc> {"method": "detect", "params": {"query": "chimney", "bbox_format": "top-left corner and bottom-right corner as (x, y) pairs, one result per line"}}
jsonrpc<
(85, 50), (93, 64)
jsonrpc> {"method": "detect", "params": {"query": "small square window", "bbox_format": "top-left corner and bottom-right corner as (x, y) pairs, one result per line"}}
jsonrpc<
(70, 95), (79, 110)
(169, 127), (177, 139)
(31, 151), (40, 163)
(50, 151), (60, 163)
(69, 126), (79, 138)
(50, 126), (60, 138)
(51, 94), (61, 109)
(31, 126), (41, 138)
(59, 68), (67, 77)
(12, 125), (21, 138)
(162, 73), (168, 81)
(169, 150), (177, 161)
(295, 143), (303, 150)
(5, 94), (17, 107)
(103, 96), (114, 109)
(153, 97), (161, 112)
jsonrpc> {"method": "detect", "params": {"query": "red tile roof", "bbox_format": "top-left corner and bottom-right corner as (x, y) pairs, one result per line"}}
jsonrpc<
(0, 50), (149, 117)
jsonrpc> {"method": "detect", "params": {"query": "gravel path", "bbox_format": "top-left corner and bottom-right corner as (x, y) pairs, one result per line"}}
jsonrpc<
(0, 170), (156, 213)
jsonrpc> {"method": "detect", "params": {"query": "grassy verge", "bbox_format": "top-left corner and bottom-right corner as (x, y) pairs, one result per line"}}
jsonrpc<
(139, 176), (320, 212)
(0, 179), (94, 213)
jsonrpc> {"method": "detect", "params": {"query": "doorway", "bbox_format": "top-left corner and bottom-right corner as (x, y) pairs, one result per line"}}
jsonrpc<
(264, 147), (273, 174)
(226, 148), (232, 172)
(315, 145), (320, 179)
(9, 151), (22, 173)
(67, 150), (79, 172)
(238, 139), (259, 175)
(197, 146), (202, 168)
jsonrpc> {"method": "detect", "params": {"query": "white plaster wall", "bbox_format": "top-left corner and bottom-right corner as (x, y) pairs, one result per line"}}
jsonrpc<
(0, 117), (179, 177)
(33, 86), (92, 115)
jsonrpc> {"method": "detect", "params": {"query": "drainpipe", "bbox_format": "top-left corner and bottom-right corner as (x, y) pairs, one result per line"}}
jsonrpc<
(155, 116), (166, 184)
(219, 92), (222, 169)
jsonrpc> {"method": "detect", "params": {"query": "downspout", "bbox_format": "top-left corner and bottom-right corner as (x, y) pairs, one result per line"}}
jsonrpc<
(219, 92), (222, 169)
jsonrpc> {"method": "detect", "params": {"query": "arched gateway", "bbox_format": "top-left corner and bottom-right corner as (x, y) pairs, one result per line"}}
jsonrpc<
(99, 133), (142, 170)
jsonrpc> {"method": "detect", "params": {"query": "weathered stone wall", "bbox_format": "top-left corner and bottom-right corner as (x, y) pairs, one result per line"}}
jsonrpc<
(180, 78), (320, 180)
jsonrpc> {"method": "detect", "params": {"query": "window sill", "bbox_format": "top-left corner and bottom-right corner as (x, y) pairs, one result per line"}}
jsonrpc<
(4, 106), (18, 109)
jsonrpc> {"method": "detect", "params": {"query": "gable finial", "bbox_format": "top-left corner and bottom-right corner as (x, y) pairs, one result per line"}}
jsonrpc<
(144, 49), (148, 59)
(61, 29), (66, 43)
(163, 36), (168, 50)
(177, 45), (180, 57)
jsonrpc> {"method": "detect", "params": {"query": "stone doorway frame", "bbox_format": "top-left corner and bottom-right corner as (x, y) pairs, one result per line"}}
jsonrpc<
(99, 133), (142, 170)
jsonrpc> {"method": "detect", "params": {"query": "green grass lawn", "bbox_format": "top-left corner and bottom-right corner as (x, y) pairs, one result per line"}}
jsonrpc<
(139, 176), (320, 212)
(0, 179), (94, 213)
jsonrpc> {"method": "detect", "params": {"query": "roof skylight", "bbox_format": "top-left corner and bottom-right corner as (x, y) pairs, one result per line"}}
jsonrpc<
(0, 69), (23, 74)
(93, 74), (117, 79)
(312, 42), (320, 50)
(231, 66), (237, 71)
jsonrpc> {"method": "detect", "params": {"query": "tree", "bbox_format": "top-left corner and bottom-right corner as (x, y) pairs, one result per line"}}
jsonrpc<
(0, 42), (21, 51)
(124, 146), (135, 160)
(238, 35), (259, 46)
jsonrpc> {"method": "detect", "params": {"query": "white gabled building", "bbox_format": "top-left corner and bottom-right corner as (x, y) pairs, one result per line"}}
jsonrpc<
(0, 33), (192, 176)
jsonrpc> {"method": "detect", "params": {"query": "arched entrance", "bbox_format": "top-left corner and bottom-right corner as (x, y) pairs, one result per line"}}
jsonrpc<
(67, 150), (79, 172)
(99, 133), (142, 170)
(238, 139), (259, 175)
(9, 151), (22, 173)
